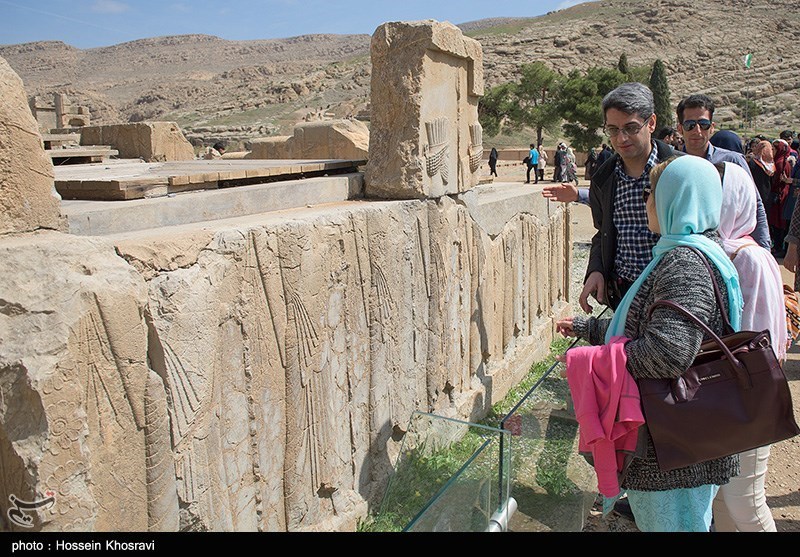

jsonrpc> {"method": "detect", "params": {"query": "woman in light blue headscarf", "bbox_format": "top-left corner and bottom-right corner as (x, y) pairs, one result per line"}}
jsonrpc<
(558, 155), (744, 532)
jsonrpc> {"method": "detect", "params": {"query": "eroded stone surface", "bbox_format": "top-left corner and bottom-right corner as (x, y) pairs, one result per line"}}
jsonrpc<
(0, 56), (64, 235)
(246, 119), (369, 161)
(365, 21), (484, 200)
(79, 122), (194, 162)
(0, 21), (573, 532)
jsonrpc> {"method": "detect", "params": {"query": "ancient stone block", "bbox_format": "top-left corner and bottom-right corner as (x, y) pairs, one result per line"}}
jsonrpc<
(365, 20), (484, 200)
(246, 119), (369, 160)
(0, 56), (64, 235)
(79, 122), (194, 162)
(0, 232), (157, 532)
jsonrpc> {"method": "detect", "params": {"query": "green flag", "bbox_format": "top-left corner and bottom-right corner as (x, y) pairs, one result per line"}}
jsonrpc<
(744, 53), (753, 68)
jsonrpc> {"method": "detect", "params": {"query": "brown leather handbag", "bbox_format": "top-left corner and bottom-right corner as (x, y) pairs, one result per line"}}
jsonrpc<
(637, 248), (800, 472)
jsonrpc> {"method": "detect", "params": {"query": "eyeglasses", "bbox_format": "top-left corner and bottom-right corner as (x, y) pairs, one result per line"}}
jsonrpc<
(681, 119), (713, 132)
(604, 115), (653, 138)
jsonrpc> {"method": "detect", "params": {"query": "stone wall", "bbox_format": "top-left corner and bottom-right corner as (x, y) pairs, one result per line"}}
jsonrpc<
(79, 122), (195, 162)
(0, 190), (571, 532)
(246, 119), (369, 161)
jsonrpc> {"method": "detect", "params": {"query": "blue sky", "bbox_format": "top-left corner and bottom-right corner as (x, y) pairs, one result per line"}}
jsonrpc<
(1, 0), (593, 49)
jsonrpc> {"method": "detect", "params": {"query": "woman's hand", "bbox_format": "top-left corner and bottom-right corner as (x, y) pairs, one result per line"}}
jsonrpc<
(556, 316), (576, 338)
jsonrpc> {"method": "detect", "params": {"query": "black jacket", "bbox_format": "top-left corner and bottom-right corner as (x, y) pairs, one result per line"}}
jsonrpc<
(585, 139), (682, 302)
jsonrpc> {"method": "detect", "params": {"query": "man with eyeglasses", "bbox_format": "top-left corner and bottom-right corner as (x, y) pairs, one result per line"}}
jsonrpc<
(676, 93), (770, 249)
(576, 82), (684, 313)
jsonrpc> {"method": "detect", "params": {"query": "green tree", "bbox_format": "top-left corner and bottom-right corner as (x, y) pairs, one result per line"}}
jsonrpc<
(515, 62), (562, 146)
(617, 53), (629, 76)
(627, 64), (651, 85)
(735, 95), (761, 128)
(556, 67), (626, 151)
(649, 59), (672, 127)
(478, 82), (516, 137)
(478, 62), (561, 145)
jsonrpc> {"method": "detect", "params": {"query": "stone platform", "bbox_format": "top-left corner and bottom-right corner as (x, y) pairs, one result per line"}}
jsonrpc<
(54, 158), (367, 201)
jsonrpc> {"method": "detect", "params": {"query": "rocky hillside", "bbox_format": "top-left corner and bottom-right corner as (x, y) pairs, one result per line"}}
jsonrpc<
(1, 0), (797, 149)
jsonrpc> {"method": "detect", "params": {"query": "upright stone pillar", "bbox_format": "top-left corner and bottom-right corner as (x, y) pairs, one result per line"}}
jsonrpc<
(365, 20), (484, 200)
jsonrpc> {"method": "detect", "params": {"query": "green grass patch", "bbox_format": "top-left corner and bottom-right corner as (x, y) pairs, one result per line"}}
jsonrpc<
(358, 336), (578, 532)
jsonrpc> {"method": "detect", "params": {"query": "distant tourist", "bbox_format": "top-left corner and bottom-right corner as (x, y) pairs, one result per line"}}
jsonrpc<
(203, 142), (226, 160)
(488, 147), (498, 177)
(537, 144), (548, 182)
(656, 126), (683, 149)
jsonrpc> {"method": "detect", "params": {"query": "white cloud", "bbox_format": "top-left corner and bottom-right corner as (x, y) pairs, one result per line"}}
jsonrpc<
(91, 0), (130, 14)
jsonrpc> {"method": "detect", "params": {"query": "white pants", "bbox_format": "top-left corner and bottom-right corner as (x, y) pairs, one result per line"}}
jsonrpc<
(712, 445), (776, 532)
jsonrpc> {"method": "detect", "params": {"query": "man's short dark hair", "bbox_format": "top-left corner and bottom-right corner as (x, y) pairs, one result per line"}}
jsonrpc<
(656, 126), (677, 140)
(676, 93), (715, 124)
(213, 142), (225, 151)
(780, 130), (795, 141)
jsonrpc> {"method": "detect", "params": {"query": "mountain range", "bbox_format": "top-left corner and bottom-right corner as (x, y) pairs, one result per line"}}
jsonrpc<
(1, 0), (797, 149)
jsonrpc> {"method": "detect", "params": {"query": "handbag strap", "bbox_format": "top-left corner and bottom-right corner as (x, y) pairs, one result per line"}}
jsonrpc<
(647, 298), (755, 389)
(682, 245), (734, 335)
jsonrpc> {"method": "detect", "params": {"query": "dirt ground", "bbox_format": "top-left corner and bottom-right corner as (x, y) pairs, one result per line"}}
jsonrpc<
(489, 159), (800, 532)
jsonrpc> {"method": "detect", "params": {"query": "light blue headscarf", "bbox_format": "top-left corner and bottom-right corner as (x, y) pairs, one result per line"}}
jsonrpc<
(605, 156), (743, 343)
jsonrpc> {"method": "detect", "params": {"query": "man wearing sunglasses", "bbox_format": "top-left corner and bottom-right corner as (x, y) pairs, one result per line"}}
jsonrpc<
(677, 93), (770, 249)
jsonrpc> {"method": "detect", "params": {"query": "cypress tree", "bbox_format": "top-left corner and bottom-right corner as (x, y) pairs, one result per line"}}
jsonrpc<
(617, 53), (629, 76)
(650, 59), (672, 127)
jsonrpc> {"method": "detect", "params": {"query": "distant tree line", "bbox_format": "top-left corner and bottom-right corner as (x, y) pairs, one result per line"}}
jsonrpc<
(479, 55), (673, 151)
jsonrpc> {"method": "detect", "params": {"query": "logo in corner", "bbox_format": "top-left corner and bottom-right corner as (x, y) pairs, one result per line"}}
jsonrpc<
(6, 492), (56, 528)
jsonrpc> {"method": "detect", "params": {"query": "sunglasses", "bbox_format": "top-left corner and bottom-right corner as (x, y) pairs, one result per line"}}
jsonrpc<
(682, 119), (713, 132)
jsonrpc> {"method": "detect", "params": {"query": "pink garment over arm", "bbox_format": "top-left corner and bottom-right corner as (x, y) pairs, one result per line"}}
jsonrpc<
(565, 336), (644, 498)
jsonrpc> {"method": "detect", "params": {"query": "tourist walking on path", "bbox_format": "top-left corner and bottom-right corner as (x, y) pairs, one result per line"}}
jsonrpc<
(558, 155), (744, 532)
(769, 139), (795, 257)
(538, 144), (548, 182)
(566, 146), (579, 186)
(525, 143), (539, 184)
(585, 147), (598, 182)
(488, 147), (498, 177)
(553, 143), (566, 182)
(748, 140), (776, 218)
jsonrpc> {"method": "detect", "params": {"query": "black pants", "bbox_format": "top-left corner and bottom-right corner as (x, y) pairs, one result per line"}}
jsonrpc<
(526, 164), (538, 183)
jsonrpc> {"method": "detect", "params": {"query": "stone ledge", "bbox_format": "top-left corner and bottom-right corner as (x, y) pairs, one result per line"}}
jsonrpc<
(62, 173), (364, 236)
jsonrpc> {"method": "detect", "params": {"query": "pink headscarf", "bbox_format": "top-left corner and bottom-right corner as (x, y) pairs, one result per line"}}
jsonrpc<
(718, 162), (788, 360)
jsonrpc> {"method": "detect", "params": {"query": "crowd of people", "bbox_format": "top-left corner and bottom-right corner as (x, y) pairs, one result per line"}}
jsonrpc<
(535, 83), (796, 532)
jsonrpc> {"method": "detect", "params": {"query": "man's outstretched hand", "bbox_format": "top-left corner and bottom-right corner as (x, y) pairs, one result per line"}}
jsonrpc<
(541, 183), (579, 203)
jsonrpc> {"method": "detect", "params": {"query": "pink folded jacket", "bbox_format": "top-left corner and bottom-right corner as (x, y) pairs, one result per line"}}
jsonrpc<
(565, 336), (644, 498)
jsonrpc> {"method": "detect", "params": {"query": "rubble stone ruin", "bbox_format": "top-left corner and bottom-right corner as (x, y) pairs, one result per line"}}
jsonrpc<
(0, 21), (572, 532)
(29, 93), (91, 133)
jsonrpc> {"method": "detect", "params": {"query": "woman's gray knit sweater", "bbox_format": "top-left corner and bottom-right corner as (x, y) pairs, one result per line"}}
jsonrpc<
(573, 234), (740, 491)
